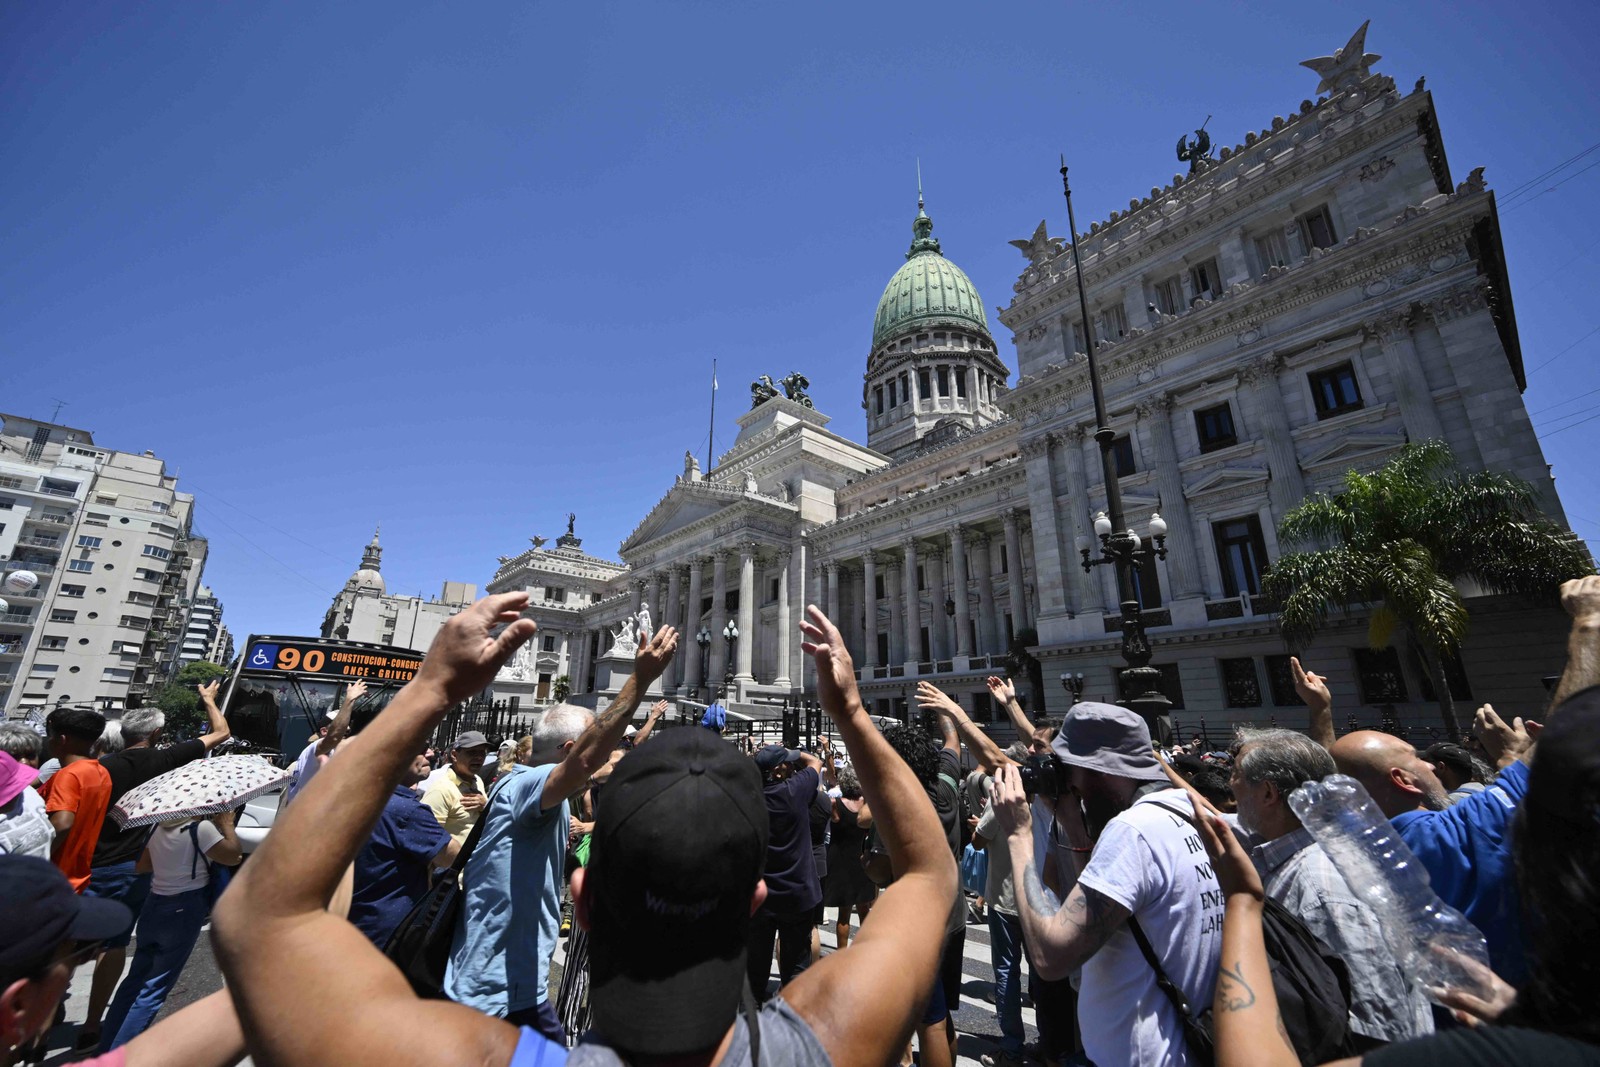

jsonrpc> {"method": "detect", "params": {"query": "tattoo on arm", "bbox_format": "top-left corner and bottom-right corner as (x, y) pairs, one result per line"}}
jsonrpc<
(1216, 960), (1257, 1012)
(1022, 864), (1062, 917)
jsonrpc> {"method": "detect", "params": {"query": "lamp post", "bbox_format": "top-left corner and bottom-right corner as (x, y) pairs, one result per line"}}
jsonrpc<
(1060, 671), (1085, 707)
(695, 625), (711, 703)
(721, 619), (739, 695)
(1060, 156), (1176, 746)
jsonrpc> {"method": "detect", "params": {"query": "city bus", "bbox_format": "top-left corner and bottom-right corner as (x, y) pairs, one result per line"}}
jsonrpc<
(220, 634), (426, 760)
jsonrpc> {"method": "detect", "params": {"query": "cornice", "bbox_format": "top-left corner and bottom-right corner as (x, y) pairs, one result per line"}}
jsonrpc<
(809, 456), (1025, 549)
(839, 417), (1020, 500)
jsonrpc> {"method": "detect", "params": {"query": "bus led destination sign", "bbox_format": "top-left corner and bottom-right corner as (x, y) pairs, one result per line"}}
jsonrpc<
(242, 640), (423, 683)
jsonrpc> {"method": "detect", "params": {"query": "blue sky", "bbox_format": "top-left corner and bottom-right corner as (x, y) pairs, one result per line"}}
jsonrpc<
(4, 1), (1596, 642)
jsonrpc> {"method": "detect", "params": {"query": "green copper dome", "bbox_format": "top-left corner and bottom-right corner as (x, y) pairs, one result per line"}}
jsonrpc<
(871, 199), (990, 350)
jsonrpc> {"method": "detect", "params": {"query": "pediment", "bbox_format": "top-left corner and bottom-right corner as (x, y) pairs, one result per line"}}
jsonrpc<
(620, 479), (797, 554)
(1302, 433), (1406, 471)
(1187, 466), (1270, 496)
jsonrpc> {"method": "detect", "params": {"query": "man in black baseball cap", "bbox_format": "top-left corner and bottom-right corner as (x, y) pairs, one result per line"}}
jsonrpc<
(574, 727), (769, 1055)
(0, 855), (246, 1065)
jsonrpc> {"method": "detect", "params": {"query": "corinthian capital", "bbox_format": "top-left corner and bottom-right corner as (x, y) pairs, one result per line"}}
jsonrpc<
(1238, 351), (1285, 386)
(1134, 392), (1175, 420)
(1364, 307), (1415, 343)
(1020, 435), (1052, 460)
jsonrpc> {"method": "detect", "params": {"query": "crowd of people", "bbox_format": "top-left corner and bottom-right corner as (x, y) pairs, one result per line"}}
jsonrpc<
(1, 575), (1598, 1067)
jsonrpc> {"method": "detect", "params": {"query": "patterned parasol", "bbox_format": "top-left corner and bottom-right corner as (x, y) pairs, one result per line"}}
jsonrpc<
(111, 754), (292, 829)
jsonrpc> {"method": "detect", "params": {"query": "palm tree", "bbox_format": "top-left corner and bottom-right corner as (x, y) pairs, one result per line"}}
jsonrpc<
(1262, 441), (1590, 740)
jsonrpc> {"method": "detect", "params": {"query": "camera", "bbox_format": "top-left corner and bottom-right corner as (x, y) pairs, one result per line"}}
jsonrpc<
(1018, 753), (1067, 798)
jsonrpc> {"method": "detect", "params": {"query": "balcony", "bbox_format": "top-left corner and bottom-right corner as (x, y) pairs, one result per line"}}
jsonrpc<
(0, 645), (21, 659)
(38, 485), (77, 498)
(17, 535), (62, 549)
(0, 611), (33, 625)
(5, 560), (54, 575)
(0, 476), (23, 490)
(22, 513), (70, 526)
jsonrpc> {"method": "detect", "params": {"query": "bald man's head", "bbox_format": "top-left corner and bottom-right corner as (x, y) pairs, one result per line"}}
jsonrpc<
(1329, 730), (1449, 817)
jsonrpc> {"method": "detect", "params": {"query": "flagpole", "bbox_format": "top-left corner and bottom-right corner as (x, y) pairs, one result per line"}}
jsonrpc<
(707, 358), (717, 473)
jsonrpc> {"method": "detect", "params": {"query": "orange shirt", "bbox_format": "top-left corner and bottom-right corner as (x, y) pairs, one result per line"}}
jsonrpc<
(40, 759), (112, 891)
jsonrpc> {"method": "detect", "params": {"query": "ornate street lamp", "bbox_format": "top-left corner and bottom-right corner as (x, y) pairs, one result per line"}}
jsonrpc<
(722, 619), (739, 691)
(1060, 156), (1176, 745)
(695, 625), (712, 702)
(1060, 671), (1085, 707)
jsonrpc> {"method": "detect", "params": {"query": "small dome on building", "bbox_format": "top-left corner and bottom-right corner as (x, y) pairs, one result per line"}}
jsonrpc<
(870, 197), (991, 351)
(344, 526), (385, 594)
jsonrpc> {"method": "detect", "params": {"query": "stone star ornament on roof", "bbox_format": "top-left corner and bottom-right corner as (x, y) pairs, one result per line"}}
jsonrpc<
(1300, 20), (1381, 94)
(1009, 220), (1062, 268)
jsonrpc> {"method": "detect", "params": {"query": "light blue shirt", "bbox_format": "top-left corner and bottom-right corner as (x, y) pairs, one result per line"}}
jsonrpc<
(445, 762), (568, 1014)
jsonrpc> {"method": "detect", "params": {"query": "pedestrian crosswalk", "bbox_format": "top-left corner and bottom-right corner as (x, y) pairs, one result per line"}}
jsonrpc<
(553, 910), (1042, 1066)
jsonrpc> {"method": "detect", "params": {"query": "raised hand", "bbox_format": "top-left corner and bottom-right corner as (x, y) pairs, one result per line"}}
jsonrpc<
(1289, 656), (1331, 715)
(915, 680), (962, 718)
(415, 593), (538, 704)
(344, 679), (369, 706)
(1559, 574), (1600, 621)
(989, 763), (1032, 839)
(633, 625), (679, 684)
(648, 700), (669, 719)
(1472, 703), (1535, 768)
(198, 678), (222, 704)
(985, 676), (1016, 704)
(798, 605), (860, 720)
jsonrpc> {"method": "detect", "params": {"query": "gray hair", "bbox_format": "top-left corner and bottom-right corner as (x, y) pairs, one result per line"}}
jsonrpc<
(0, 723), (43, 763)
(1004, 741), (1029, 761)
(1233, 727), (1336, 799)
(530, 703), (593, 757)
(93, 720), (126, 757)
(120, 707), (166, 745)
(837, 764), (862, 799)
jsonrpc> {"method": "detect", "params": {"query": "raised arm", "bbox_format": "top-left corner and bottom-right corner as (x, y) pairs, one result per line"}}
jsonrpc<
(783, 607), (958, 1067)
(211, 593), (538, 1067)
(918, 681), (1009, 770)
(540, 627), (678, 811)
(987, 675), (1036, 738)
(121, 989), (246, 1067)
(1551, 575), (1600, 710)
(630, 700), (669, 746)
(315, 680), (368, 758)
(992, 763), (1123, 979)
(197, 680), (232, 751)
(1291, 657), (1336, 750)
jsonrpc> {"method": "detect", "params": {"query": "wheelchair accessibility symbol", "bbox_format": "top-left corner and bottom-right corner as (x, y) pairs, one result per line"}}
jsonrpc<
(249, 644), (279, 670)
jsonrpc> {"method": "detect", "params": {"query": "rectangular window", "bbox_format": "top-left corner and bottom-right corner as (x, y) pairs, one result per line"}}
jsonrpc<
(40, 636), (68, 650)
(541, 635), (557, 652)
(768, 577), (779, 602)
(917, 369), (931, 401)
(1413, 647), (1474, 703)
(142, 545), (171, 560)
(874, 574), (885, 599)
(1354, 647), (1409, 704)
(900, 373), (911, 407)
(1264, 655), (1302, 707)
(1298, 204), (1338, 250)
(1309, 362), (1363, 419)
(67, 559), (93, 573)
(936, 366), (950, 397)
(954, 369), (967, 399)
(916, 564), (925, 592)
(50, 610), (77, 623)
(971, 692), (993, 723)
(1253, 229), (1290, 271)
(0, 498), (13, 510)
(1213, 516), (1270, 597)
(1220, 658), (1263, 708)
(1189, 257), (1221, 300)
(1153, 276), (1182, 316)
(30, 663), (58, 675)
(59, 585), (85, 599)
(119, 615), (150, 629)
(102, 668), (134, 681)
(1096, 304), (1127, 341)
(998, 544), (1008, 574)
(1194, 403), (1238, 453)
(1111, 434), (1137, 478)
(126, 592), (157, 606)
(886, 380), (897, 409)
(874, 387), (884, 415)
(76, 535), (102, 549)
(134, 569), (163, 582)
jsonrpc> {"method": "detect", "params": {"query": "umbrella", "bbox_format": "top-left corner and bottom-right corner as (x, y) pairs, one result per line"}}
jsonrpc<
(111, 754), (292, 829)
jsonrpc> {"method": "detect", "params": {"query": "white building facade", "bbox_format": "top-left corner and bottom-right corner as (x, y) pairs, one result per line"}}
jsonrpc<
(318, 528), (479, 655)
(467, 29), (1572, 734)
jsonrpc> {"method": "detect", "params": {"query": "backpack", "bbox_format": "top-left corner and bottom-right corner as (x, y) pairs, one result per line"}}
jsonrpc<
(1131, 802), (1359, 1066)
(185, 821), (233, 909)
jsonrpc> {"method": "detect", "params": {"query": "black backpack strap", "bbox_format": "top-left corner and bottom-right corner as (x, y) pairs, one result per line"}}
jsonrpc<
(741, 980), (761, 1067)
(1127, 917), (1200, 1022)
(450, 777), (500, 873)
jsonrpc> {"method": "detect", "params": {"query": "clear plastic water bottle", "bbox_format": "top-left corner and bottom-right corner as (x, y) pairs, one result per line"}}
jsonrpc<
(1288, 774), (1497, 1003)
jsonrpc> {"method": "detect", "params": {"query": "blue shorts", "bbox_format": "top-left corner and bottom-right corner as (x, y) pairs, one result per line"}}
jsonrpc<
(85, 861), (153, 949)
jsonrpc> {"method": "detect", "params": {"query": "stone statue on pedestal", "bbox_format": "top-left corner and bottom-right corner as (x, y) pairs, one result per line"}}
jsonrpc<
(636, 601), (653, 643)
(610, 619), (638, 657)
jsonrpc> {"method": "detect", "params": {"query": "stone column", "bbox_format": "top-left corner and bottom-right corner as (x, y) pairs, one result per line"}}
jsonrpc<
(1002, 508), (1030, 630)
(925, 547), (949, 660)
(1059, 426), (1104, 613)
(1137, 394), (1203, 599)
(971, 532), (998, 654)
(1368, 309), (1446, 444)
(1240, 353), (1307, 521)
(708, 550), (729, 685)
(684, 558), (705, 692)
(629, 578), (643, 618)
(886, 560), (905, 666)
(774, 550), (792, 688)
(825, 560), (841, 623)
(648, 573), (663, 638)
(1021, 435), (1069, 625)
(847, 565), (865, 661)
(901, 538), (920, 668)
(664, 565), (684, 688)
(735, 543), (756, 684)
(861, 553), (878, 673)
(949, 528), (973, 657)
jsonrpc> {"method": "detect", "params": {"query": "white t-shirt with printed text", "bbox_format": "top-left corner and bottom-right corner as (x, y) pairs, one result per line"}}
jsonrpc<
(1075, 788), (1224, 1067)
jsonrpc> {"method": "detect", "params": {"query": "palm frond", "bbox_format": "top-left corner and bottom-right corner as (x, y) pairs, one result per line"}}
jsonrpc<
(1263, 546), (1380, 649)
(1371, 540), (1469, 650)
